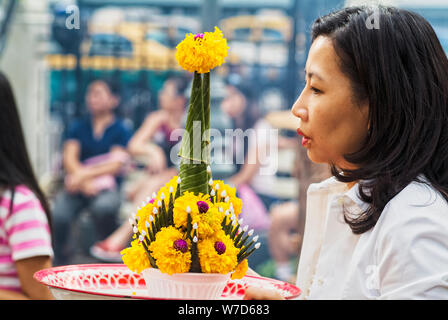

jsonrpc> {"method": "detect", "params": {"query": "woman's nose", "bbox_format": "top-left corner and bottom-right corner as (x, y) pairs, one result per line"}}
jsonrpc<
(291, 92), (309, 122)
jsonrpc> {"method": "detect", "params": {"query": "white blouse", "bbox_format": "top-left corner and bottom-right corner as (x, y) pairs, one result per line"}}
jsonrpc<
(296, 176), (448, 299)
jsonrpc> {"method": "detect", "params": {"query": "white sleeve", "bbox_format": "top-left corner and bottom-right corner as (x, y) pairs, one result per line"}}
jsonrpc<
(376, 199), (448, 300)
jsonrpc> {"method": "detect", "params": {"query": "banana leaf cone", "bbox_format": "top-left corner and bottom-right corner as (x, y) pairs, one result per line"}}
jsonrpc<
(178, 72), (211, 196)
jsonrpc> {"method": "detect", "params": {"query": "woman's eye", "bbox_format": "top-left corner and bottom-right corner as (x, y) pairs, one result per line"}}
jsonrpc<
(310, 86), (322, 94)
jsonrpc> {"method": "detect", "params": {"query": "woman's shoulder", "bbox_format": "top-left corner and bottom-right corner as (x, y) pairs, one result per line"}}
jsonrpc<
(390, 178), (447, 212)
(380, 178), (448, 233)
(111, 117), (132, 131)
(69, 116), (90, 129)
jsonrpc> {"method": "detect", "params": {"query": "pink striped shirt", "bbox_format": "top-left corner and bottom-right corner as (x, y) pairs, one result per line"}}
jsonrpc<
(0, 185), (53, 292)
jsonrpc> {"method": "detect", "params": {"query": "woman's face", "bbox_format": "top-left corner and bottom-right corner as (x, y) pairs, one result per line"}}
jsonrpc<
(291, 36), (369, 169)
(159, 80), (185, 113)
(86, 81), (118, 115)
(220, 85), (246, 119)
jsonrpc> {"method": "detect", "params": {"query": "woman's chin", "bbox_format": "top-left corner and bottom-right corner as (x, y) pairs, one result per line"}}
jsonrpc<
(306, 149), (329, 165)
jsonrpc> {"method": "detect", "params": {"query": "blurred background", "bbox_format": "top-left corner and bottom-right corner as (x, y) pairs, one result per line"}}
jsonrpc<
(0, 0), (447, 283)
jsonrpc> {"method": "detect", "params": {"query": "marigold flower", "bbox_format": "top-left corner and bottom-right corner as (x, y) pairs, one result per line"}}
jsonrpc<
(175, 26), (228, 74)
(173, 192), (212, 228)
(231, 259), (249, 280)
(197, 230), (239, 274)
(212, 180), (243, 215)
(136, 201), (157, 232)
(156, 175), (180, 210)
(121, 240), (150, 274)
(148, 226), (191, 275)
(197, 205), (224, 237)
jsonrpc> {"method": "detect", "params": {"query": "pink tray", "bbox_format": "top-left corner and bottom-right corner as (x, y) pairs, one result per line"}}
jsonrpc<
(34, 264), (300, 300)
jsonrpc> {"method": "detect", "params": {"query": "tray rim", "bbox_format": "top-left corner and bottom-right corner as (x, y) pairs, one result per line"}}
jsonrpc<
(34, 263), (301, 300)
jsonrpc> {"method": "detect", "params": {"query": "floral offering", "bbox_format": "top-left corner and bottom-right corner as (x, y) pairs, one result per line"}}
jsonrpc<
(121, 26), (260, 282)
(121, 176), (259, 279)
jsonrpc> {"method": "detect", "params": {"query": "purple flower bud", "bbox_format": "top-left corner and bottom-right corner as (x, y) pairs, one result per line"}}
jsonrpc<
(194, 33), (204, 40)
(214, 241), (226, 255)
(149, 198), (155, 204)
(197, 201), (209, 213)
(173, 239), (188, 253)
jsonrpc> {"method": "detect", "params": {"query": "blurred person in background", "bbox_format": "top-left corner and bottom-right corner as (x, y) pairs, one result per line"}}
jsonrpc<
(52, 79), (132, 266)
(221, 78), (271, 211)
(90, 74), (188, 261)
(0, 71), (54, 299)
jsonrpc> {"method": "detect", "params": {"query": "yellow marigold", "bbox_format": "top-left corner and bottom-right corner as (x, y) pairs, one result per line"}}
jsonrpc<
(148, 226), (191, 275)
(166, 175), (180, 190)
(196, 205), (224, 237)
(197, 230), (239, 274)
(175, 26), (228, 74)
(133, 175), (180, 232)
(230, 196), (243, 216)
(231, 259), (249, 280)
(211, 180), (243, 216)
(173, 191), (212, 230)
(156, 175), (179, 209)
(136, 200), (157, 232)
(121, 239), (150, 274)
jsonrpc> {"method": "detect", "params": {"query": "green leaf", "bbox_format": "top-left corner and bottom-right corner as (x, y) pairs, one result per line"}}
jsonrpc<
(178, 71), (211, 196)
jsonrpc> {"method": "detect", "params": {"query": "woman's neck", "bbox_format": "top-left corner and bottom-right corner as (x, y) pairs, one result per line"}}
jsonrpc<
(92, 112), (115, 138)
(93, 112), (115, 125)
(165, 109), (183, 128)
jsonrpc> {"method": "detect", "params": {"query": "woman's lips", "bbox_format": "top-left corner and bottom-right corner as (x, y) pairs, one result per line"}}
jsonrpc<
(296, 128), (311, 147)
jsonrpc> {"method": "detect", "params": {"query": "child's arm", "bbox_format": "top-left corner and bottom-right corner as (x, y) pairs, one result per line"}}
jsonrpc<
(16, 256), (54, 300)
(0, 289), (28, 299)
(0, 256), (54, 300)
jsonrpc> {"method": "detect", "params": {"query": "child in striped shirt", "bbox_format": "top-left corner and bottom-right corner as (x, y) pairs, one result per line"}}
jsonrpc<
(0, 71), (54, 299)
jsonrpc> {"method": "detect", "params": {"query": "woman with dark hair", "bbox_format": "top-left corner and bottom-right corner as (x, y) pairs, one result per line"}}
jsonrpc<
(0, 72), (54, 299)
(245, 6), (448, 299)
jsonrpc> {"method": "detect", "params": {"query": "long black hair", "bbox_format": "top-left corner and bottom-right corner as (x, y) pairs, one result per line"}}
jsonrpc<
(311, 6), (448, 234)
(0, 71), (52, 230)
